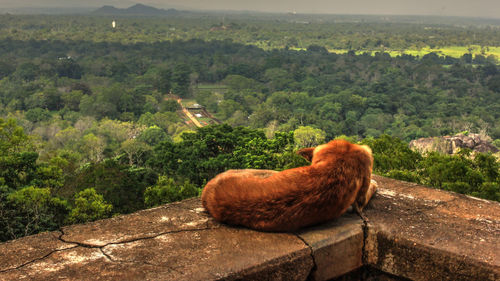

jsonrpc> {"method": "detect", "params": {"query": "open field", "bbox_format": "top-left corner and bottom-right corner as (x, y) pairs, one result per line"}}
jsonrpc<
(196, 84), (228, 95)
(327, 45), (500, 61)
(385, 45), (500, 59)
(290, 45), (500, 61)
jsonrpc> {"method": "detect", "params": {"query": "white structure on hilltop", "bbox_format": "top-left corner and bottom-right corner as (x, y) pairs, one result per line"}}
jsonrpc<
(112, 20), (116, 29)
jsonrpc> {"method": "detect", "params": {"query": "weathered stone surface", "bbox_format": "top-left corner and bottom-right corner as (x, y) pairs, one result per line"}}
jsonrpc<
(1, 175), (499, 281)
(60, 198), (214, 246)
(102, 227), (312, 281)
(0, 231), (76, 272)
(0, 247), (112, 280)
(1, 197), (313, 281)
(1, 228), (312, 281)
(365, 175), (500, 281)
(297, 213), (364, 281)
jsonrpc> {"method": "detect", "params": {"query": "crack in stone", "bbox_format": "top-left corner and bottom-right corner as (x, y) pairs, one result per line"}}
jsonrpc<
(59, 226), (214, 249)
(99, 248), (116, 262)
(107, 226), (213, 247)
(0, 231), (79, 274)
(1, 226), (215, 273)
(354, 206), (371, 267)
(0, 245), (80, 273)
(294, 233), (317, 281)
(358, 212), (369, 265)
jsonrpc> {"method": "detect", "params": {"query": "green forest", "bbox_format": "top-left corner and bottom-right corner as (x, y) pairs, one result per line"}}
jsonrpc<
(0, 13), (499, 242)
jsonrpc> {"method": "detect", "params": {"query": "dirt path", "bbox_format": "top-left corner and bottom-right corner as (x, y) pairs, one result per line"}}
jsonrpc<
(177, 99), (203, 128)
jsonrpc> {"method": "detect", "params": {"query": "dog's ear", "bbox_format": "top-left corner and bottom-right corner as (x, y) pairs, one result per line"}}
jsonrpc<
(297, 147), (315, 162)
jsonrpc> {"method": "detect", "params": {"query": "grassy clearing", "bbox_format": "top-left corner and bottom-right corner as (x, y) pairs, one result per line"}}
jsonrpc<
(325, 45), (500, 61)
(387, 45), (500, 59)
(195, 84), (228, 97)
(249, 40), (499, 62)
(197, 117), (213, 123)
(197, 84), (228, 90)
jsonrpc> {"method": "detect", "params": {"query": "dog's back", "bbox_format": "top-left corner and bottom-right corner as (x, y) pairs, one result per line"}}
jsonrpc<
(202, 140), (374, 232)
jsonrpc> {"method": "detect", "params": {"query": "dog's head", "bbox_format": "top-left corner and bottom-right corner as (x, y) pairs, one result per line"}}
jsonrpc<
(297, 140), (373, 168)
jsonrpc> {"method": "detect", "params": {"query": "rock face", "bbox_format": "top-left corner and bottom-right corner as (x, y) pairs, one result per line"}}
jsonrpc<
(409, 133), (499, 154)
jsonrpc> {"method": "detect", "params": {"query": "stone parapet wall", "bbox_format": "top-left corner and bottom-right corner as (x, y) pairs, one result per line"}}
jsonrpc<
(1, 175), (499, 280)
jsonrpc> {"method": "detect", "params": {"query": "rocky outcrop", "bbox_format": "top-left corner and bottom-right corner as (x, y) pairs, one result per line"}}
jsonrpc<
(409, 133), (499, 154)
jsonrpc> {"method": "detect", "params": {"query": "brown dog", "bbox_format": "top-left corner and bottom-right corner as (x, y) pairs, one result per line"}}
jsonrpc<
(201, 139), (377, 232)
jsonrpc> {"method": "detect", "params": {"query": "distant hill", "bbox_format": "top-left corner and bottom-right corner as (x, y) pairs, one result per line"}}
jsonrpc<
(93, 4), (182, 16)
(94, 5), (120, 14)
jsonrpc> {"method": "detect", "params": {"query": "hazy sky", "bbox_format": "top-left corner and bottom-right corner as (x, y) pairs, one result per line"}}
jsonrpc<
(2, 0), (500, 19)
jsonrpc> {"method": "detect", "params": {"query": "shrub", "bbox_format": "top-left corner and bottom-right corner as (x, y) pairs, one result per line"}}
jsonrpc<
(144, 176), (200, 207)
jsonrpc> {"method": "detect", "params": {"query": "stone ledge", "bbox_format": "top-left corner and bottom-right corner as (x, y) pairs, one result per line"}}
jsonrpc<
(365, 175), (500, 281)
(1, 176), (499, 281)
(297, 214), (364, 280)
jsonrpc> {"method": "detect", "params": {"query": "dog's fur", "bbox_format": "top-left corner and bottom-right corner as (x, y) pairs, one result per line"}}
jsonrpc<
(201, 139), (377, 232)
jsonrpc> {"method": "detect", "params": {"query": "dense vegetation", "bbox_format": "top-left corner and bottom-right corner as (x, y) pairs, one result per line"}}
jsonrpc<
(362, 135), (499, 201)
(0, 14), (499, 242)
(1, 120), (498, 242)
(1, 37), (499, 141)
(1, 13), (500, 53)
